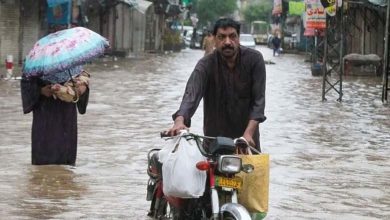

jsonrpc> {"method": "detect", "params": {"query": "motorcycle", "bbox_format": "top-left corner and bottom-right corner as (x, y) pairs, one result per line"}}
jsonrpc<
(146, 132), (255, 220)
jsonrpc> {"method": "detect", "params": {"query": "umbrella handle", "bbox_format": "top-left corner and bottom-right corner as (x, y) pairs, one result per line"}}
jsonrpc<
(70, 80), (79, 103)
(68, 70), (80, 103)
(72, 91), (79, 103)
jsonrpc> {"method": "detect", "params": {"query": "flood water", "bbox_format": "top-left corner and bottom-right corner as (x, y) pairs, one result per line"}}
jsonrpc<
(0, 46), (389, 219)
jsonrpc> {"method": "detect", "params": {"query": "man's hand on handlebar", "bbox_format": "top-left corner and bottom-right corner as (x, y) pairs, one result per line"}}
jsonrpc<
(242, 133), (256, 147)
(164, 116), (189, 137)
(243, 120), (258, 147)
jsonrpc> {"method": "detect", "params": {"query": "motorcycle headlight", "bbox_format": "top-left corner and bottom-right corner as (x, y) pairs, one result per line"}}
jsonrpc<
(218, 155), (242, 174)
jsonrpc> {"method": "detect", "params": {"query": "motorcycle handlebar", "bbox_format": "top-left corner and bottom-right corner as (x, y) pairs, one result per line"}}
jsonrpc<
(160, 130), (190, 138)
(160, 131), (171, 138)
(160, 131), (213, 156)
(159, 131), (261, 154)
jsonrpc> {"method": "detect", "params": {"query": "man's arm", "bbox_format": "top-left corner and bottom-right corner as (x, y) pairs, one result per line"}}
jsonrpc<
(243, 120), (259, 147)
(249, 52), (266, 123)
(243, 52), (266, 146)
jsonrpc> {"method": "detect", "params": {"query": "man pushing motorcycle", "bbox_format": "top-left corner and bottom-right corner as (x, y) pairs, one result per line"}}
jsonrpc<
(166, 17), (267, 149)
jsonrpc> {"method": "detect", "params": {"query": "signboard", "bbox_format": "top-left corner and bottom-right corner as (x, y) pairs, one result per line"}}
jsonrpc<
(289, 1), (305, 16)
(47, 0), (70, 7)
(305, 0), (326, 29)
(47, 1), (71, 25)
(320, 0), (336, 16)
(303, 28), (325, 36)
(272, 0), (282, 15)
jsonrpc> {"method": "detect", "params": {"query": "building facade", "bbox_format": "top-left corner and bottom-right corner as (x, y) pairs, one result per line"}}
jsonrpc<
(0, 0), (182, 72)
(0, 0), (43, 67)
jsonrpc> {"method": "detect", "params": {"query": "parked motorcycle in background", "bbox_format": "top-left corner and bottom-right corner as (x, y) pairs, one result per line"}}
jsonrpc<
(146, 131), (255, 220)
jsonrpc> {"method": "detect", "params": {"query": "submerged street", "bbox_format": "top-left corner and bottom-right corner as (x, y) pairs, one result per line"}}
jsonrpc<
(0, 46), (389, 219)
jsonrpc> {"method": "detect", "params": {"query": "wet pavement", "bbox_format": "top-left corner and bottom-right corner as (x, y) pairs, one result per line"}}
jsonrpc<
(0, 46), (389, 220)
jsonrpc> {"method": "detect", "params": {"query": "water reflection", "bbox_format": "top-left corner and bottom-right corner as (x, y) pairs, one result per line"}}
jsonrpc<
(17, 166), (86, 219)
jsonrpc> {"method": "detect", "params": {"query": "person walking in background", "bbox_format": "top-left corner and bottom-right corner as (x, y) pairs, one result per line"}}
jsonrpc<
(271, 33), (282, 56)
(202, 30), (215, 56)
(20, 70), (90, 166)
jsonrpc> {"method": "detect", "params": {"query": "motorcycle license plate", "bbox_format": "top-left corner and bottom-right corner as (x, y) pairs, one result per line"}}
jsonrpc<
(215, 176), (242, 189)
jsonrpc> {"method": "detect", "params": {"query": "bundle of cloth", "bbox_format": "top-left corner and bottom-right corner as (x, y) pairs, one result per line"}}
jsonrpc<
(51, 70), (90, 103)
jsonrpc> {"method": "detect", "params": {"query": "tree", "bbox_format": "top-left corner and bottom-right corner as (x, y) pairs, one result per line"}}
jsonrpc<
(242, 1), (272, 23)
(194, 0), (238, 27)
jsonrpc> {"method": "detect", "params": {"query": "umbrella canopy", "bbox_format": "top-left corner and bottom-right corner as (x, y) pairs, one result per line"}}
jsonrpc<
(23, 27), (109, 78)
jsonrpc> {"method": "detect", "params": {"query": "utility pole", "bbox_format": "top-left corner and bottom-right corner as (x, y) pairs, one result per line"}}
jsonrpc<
(382, 1), (390, 103)
(322, 4), (344, 102)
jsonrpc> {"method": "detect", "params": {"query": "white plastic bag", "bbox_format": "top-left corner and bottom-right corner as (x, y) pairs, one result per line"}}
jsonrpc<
(158, 135), (180, 164)
(161, 134), (207, 198)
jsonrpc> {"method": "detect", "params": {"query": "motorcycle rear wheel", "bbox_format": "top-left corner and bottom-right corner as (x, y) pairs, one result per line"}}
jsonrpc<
(183, 199), (208, 220)
(149, 194), (180, 220)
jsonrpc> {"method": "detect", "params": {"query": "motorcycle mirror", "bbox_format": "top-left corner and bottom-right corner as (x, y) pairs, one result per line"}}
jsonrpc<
(242, 164), (254, 173)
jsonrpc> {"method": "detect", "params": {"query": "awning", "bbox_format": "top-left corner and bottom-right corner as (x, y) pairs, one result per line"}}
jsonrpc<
(47, 0), (71, 7)
(134, 0), (153, 14)
(119, 0), (137, 7)
(119, 0), (152, 14)
(368, 0), (387, 7)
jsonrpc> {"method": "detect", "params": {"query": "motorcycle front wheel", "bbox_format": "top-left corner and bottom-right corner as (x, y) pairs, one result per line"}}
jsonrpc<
(223, 213), (238, 220)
